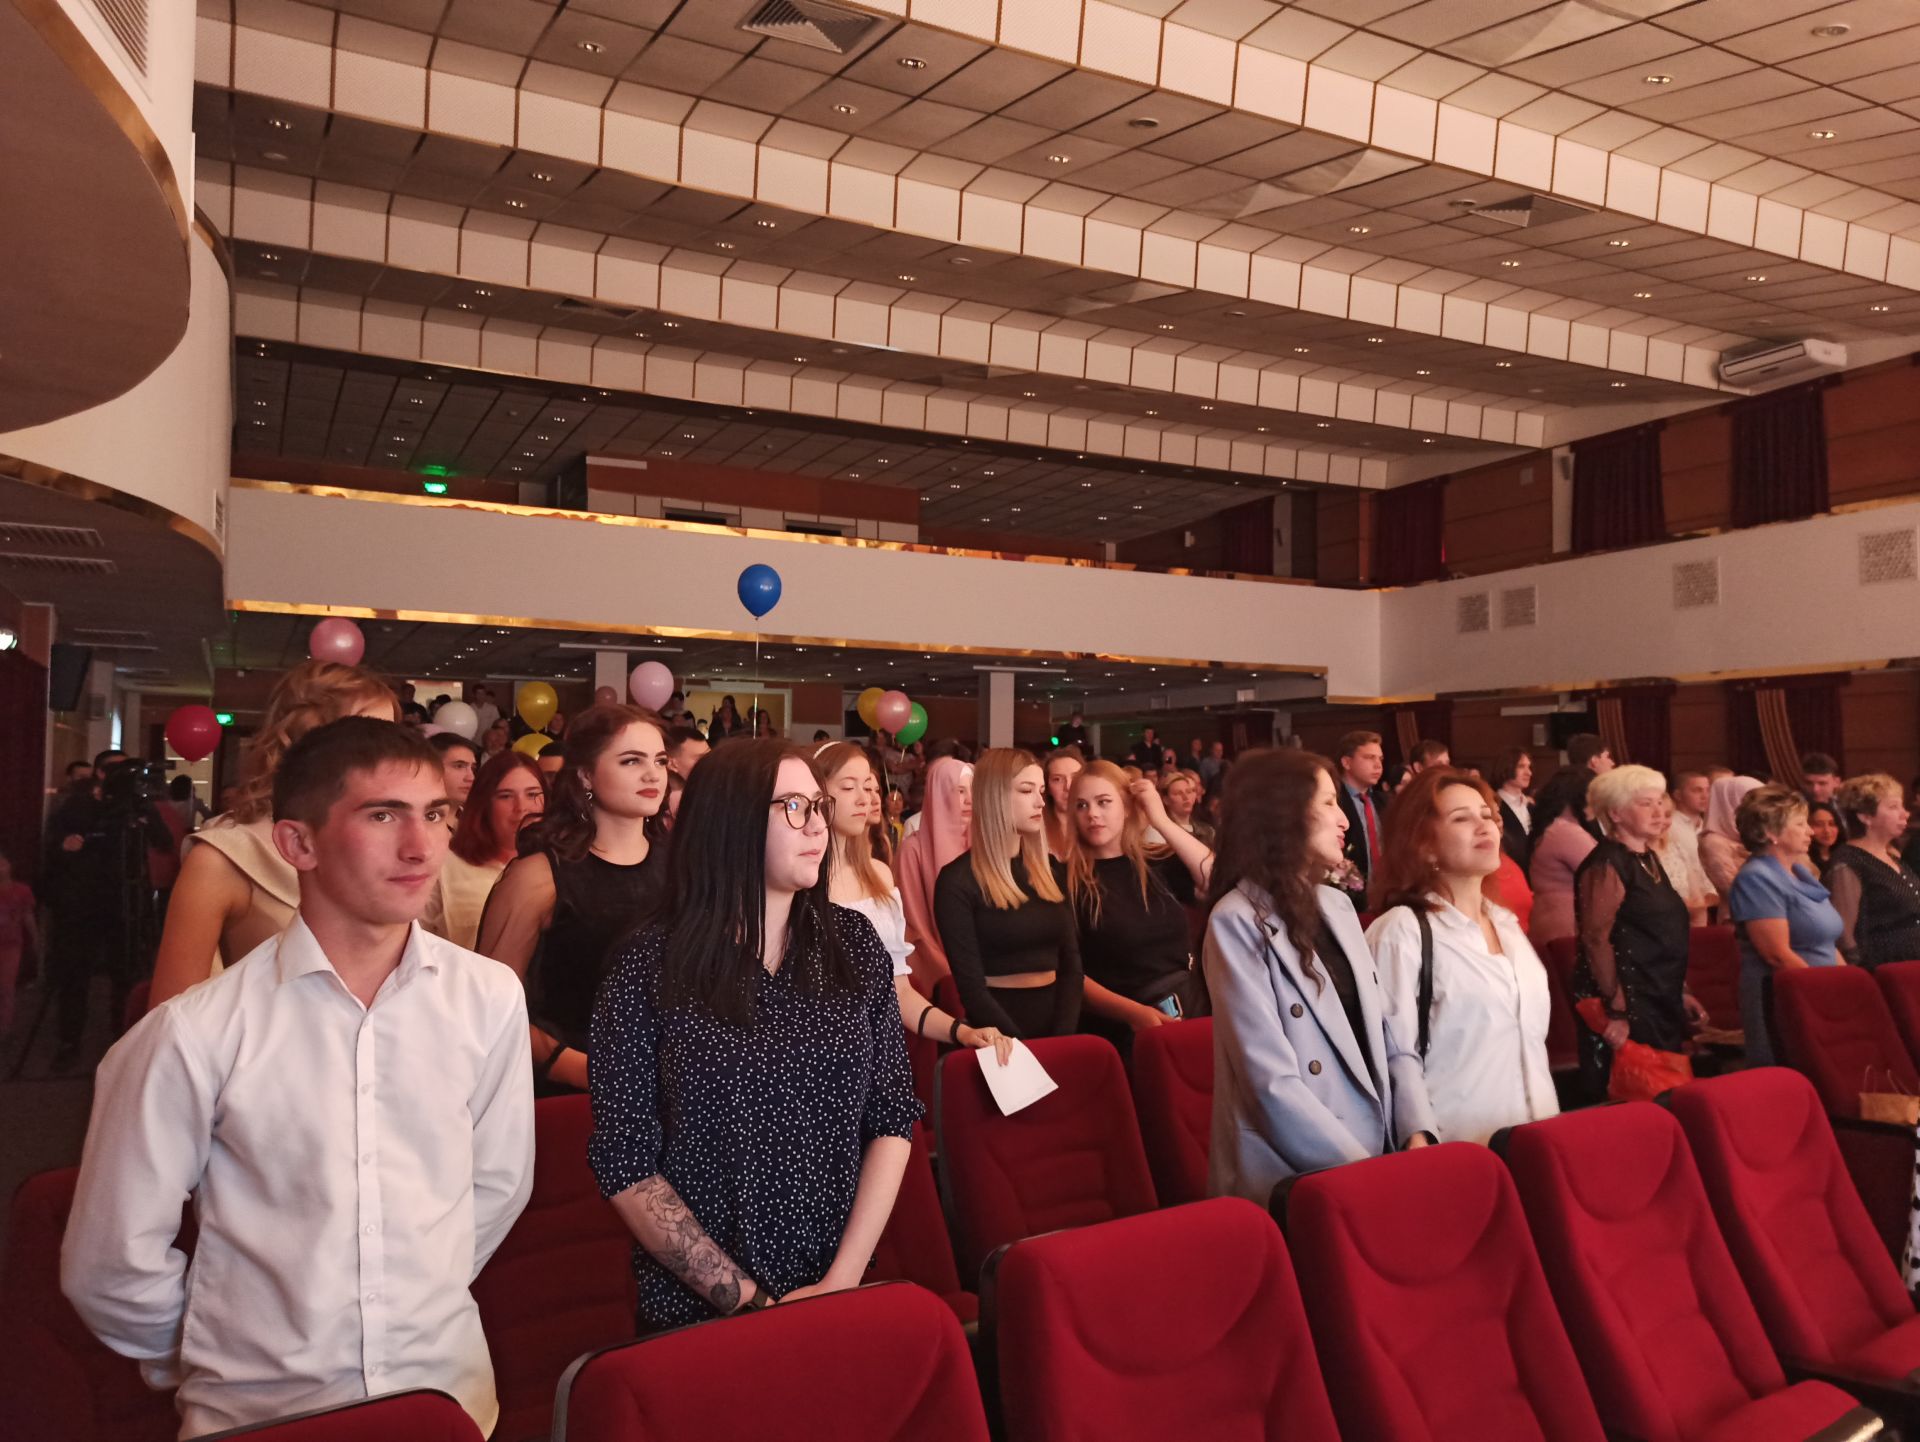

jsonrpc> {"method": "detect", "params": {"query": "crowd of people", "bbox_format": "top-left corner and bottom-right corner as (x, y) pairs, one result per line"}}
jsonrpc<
(28, 656), (1920, 1439)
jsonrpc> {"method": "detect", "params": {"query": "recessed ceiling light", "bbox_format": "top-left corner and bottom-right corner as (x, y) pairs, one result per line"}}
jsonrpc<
(1081, 481), (1093, 488)
(531, 171), (554, 183)
(1494, 361), (1513, 368)
(505, 198), (528, 209)
(834, 103), (857, 115)
(262, 150), (288, 162)
(1809, 129), (1836, 139)
(681, 432), (696, 440)
(1096, 514), (1108, 521)
(898, 56), (926, 68)
(1421, 437), (1434, 444)
(897, 273), (916, 281)
(755, 220), (778, 230)
(474, 287), (493, 297)
(1365, 336), (1385, 344)
(1156, 322), (1175, 330)
(1607, 238), (1631, 247)
(1128, 116), (1160, 130)
(1047, 153), (1071, 164)
(1633, 291), (1652, 299)
(409, 397), (425, 406)
(259, 250), (281, 262)
(1609, 381), (1628, 388)
(1199, 403), (1214, 410)
(252, 398), (266, 407)
(877, 458), (890, 464)
(948, 482), (961, 489)
(1144, 410), (1158, 417)
(791, 355), (808, 363)
(1746, 274), (1767, 282)
(577, 39), (605, 52)
(1132, 504), (1145, 510)
(1010, 506), (1022, 513)
(661, 449), (674, 457)
(1812, 22), (1851, 37)
(1255, 426), (1268, 433)
(522, 451), (536, 457)
(1644, 74), (1672, 84)
(1292, 346), (1309, 354)
(1870, 304), (1891, 312)
(950, 256), (973, 266)
(267, 117), (293, 130)
(662, 320), (680, 328)
(1414, 368), (1431, 376)
(983, 469), (997, 476)
(250, 419), (266, 427)
(1499, 259), (1522, 268)
(456, 302), (473, 310)
(1021, 390), (1035, 397)
(1314, 422), (1331, 428)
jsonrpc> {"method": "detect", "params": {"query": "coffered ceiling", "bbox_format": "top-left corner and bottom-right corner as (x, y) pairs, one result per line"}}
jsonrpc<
(191, 0), (1920, 536)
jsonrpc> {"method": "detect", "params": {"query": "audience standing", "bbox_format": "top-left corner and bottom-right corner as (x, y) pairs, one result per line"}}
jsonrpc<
(1801, 752), (1841, 808)
(1700, 774), (1763, 902)
(1827, 774), (1920, 969)
(1806, 801), (1842, 875)
(430, 732), (480, 813)
(1526, 767), (1597, 950)
(424, 751), (547, 950)
(664, 724), (710, 777)
(1041, 745), (1085, 862)
(587, 741), (919, 1331)
(1651, 793), (1714, 926)
(1490, 747), (1534, 865)
(1727, 784), (1844, 1064)
(1204, 749), (1437, 1205)
(893, 756), (972, 991)
(1332, 730), (1390, 894)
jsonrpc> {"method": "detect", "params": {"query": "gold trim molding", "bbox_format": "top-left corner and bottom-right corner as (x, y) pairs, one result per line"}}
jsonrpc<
(0, 453), (223, 559)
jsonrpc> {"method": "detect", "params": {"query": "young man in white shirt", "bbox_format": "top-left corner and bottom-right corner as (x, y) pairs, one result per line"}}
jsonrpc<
(62, 717), (534, 1440)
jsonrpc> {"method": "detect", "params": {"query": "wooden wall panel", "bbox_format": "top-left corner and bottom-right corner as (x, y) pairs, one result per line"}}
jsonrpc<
(1660, 411), (1733, 534)
(586, 457), (920, 522)
(1289, 704), (1392, 761)
(788, 683), (843, 728)
(1443, 454), (1554, 576)
(1841, 671), (1920, 783)
(919, 524), (1104, 561)
(1669, 683), (1728, 778)
(1825, 365), (1920, 507)
(1317, 492), (1365, 586)
(1450, 698), (1534, 769)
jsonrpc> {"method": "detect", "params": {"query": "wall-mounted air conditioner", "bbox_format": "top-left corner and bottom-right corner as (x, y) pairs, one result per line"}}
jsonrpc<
(1717, 338), (1847, 388)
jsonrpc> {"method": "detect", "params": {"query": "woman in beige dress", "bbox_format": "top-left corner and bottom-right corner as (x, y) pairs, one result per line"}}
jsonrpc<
(423, 750), (547, 950)
(146, 659), (398, 1007)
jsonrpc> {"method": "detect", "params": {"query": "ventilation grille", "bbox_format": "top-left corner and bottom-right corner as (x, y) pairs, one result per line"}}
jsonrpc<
(1500, 585), (1538, 629)
(69, 628), (156, 649)
(1457, 592), (1491, 634)
(84, 0), (147, 74)
(0, 522), (105, 549)
(115, 666), (172, 679)
(0, 553), (118, 576)
(1673, 558), (1719, 609)
(1859, 528), (1918, 585)
(740, 0), (883, 53)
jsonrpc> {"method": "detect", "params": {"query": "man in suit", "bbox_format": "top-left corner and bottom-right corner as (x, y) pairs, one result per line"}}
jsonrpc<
(1333, 730), (1389, 890)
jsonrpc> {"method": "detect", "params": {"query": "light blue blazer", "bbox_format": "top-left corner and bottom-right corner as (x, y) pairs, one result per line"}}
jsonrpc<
(1205, 881), (1438, 1206)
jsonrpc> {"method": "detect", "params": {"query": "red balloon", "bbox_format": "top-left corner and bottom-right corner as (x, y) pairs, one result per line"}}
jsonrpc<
(308, 617), (366, 665)
(874, 689), (912, 732)
(594, 686), (619, 705)
(165, 705), (224, 763)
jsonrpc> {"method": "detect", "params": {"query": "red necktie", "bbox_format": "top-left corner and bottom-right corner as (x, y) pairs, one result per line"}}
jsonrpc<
(1363, 794), (1381, 871)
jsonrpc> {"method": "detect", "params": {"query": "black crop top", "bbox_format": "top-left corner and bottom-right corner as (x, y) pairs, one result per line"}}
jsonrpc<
(933, 852), (1081, 1038)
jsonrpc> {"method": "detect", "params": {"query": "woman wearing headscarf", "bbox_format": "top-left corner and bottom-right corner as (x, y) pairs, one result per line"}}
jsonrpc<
(893, 756), (973, 993)
(1700, 775), (1763, 905)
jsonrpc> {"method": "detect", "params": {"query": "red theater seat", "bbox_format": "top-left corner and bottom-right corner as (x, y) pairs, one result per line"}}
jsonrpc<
(934, 1036), (1157, 1276)
(1687, 925), (1740, 1033)
(0, 1168), (182, 1442)
(553, 1283), (989, 1442)
(985, 1198), (1339, 1442)
(1283, 1144), (1605, 1442)
(1771, 965), (1918, 1256)
(192, 1389), (482, 1440)
(472, 1095), (636, 1442)
(868, 1129), (975, 1325)
(1873, 961), (1920, 1069)
(1670, 1070), (1920, 1415)
(1504, 1103), (1876, 1442)
(1127, 1018), (1213, 1206)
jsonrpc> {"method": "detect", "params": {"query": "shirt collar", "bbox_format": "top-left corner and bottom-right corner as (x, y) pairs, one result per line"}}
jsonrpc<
(276, 914), (441, 991)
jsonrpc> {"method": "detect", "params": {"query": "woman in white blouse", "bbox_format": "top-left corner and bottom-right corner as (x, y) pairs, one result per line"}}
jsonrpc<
(816, 744), (1011, 1063)
(1366, 767), (1559, 1145)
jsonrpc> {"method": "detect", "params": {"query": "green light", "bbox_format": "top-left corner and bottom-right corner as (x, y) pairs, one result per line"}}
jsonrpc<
(215, 712), (235, 726)
(418, 464), (453, 477)
(1050, 734), (1060, 747)
(422, 480), (449, 495)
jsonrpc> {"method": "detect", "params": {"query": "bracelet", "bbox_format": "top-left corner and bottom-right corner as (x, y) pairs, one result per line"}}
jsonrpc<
(949, 1016), (964, 1046)
(915, 1003), (935, 1037)
(734, 1282), (774, 1314)
(534, 1045), (565, 1081)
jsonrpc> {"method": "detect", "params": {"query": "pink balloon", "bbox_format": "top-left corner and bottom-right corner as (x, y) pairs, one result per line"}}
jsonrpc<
(308, 617), (366, 665)
(629, 660), (675, 711)
(594, 686), (619, 705)
(875, 689), (912, 732)
(165, 705), (224, 763)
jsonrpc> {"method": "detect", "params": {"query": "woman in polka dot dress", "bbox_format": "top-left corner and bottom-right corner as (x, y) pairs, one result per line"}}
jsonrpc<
(588, 739), (922, 1331)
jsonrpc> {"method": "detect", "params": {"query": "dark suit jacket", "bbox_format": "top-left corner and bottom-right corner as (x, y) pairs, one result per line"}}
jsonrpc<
(1499, 796), (1532, 867)
(1335, 780), (1390, 883)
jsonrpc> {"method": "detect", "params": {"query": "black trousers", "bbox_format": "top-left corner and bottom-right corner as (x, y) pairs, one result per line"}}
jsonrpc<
(46, 905), (131, 1047)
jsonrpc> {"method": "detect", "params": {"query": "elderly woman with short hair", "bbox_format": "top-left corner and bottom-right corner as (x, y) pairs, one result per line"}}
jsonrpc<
(1571, 764), (1701, 1099)
(1826, 774), (1920, 971)
(1727, 785), (1845, 1065)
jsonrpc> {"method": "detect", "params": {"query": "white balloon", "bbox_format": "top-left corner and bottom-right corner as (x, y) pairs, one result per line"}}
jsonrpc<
(434, 700), (480, 739)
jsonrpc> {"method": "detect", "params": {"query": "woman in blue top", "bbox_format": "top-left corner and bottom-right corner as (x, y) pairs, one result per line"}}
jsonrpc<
(1727, 784), (1845, 1064)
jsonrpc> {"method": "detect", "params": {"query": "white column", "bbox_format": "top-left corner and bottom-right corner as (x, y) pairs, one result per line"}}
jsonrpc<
(85, 656), (117, 757)
(595, 649), (627, 699)
(978, 670), (1015, 749)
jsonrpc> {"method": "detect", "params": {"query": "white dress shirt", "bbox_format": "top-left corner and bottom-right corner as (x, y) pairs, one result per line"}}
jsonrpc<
(62, 917), (534, 1440)
(1498, 785), (1532, 835)
(1367, 896), (1559, 1146)
(842, 887), (914, 978)
(1664, 810), (1717, 908)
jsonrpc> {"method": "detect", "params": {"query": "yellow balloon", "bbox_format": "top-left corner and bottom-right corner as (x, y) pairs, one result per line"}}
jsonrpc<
(516, 681), (558, 730)
(856, 686), (886, 728)
(513, 732), (552, 757)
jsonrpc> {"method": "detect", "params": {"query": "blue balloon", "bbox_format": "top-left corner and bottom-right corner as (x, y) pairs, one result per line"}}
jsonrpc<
(737, 563), (782, 618)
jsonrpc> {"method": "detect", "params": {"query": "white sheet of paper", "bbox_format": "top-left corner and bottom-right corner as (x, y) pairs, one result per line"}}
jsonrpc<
(978, 1039), (1058, 1116)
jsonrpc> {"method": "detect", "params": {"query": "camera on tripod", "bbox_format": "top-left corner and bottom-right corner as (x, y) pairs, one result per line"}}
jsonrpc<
(98, 757), (170, 817)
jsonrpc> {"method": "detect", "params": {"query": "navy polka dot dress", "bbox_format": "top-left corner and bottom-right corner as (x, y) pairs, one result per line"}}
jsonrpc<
(587, 904), (922, 1331)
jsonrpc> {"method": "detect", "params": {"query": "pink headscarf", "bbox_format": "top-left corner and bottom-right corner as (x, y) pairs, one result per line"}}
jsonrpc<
(895, 758), (973, 988)
(1705, 775), (1762, 841)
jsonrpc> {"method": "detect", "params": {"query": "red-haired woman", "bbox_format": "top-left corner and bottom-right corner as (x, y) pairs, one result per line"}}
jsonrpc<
(424, 751), (547, 950)
(1364, 768), (1558, 1145)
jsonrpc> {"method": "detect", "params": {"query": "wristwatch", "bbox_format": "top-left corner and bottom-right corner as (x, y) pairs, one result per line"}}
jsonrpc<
(735, 1283), (775, 1314)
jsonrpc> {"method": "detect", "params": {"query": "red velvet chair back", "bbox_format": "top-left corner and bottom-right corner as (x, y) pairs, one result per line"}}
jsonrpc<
(1504, 1104), (1821, 1440)
(472, 1095), (636, 1442)
(1668, 1069), (1914, 1369)
(935, 1036), (1157, 1276)
(1686, 925), (1740, 1031)
(1285, 1145), (1604, 1442)
(867, 1128), (973, 1325)
(0, 1168), (182, 1442)
(1127, 1018), (1214, 1206)
(1873, 961), (1920, 1071)
(554, 1283), (989, 1442)
(987, 1199), (1338, 1442)
(1772, 966), (1917, 1118)
(193, 1390), (483, 1440)
(1541, 936), (1581, 1073)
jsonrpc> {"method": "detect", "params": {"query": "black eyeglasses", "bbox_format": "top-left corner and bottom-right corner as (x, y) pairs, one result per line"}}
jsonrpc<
(770, 793), (834, 830)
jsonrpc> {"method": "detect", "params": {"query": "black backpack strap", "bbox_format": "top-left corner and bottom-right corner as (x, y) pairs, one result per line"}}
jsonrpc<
(1415, 907), (1435, 1062)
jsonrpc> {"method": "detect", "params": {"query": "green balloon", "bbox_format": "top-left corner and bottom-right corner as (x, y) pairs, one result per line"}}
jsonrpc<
(895, 701), (928, 745)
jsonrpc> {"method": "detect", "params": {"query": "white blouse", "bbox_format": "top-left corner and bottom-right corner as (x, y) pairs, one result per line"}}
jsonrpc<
(841, 888), (914, 978)
(1366, 896), (1560, 1146)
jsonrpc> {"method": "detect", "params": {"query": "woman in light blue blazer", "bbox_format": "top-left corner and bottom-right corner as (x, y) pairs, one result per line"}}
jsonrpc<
(1204, 749), (1438, 1206)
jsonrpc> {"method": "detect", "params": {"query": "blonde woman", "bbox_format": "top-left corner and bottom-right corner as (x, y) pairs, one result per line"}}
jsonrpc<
(817, 744), (1010, 1063)
(1651, 793), (1713, 926)
(1062, 761), (1212, 1051)
(148, 659), (398, 1007)
(933, 748), (1081, 1039)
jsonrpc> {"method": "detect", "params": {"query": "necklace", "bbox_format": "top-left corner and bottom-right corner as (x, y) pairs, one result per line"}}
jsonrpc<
(1631, 847), (1663, 883)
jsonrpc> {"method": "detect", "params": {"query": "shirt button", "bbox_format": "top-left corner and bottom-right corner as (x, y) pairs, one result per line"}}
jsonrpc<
(361, 1153), (373, 1164)
(360, 1084), (372, 1095)
(1308, 1060), (1323, 1075)
(365, 1292), (378, 1303)
(1290, 1003), (1304, 1018)
(364, 1224), (377, 1235)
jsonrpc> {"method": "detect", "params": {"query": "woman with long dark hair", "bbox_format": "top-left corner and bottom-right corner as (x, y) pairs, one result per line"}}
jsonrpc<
(423, 750), (547, 949)
(477, 703), (669, 1093)
(708, 694), (746, 744)
(1526, 765), (1597, 950)
(1204, 750), (1437, 1205)
(1042, 745), (1085, 862)
(588, 740), (920, 1331)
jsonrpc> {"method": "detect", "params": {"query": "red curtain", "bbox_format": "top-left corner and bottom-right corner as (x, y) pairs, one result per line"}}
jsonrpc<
(1571, 425), (1664, 553)
(1372, 479), (1446, 586)
(1730, 383), (1829, 529)
(0, 653), (48, 886)
(1589, 684), (1674, 775)
(1219, 495), (1275, 574)
(1725, 675), (1846, 782)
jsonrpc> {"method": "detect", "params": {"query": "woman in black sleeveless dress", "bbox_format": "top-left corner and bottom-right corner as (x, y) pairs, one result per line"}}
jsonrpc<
(478, 702), (671, 1093)
(1571, 765), (1700, 1099)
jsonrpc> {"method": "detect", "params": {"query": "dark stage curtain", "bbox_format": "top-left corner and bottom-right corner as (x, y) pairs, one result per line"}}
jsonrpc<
(1571, 425), (1664, 553)
(0, 653), (48, 885)
(1591, 684), (1674, 775)
(1730, 384), (1829, 529)
(1725, 675), (1846, 784)
(1219, 495), (1275, 574)
(1373, 478), (1446, 586)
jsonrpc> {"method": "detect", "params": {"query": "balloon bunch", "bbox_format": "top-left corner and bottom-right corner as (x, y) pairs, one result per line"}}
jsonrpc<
(857, 686), (926, 745)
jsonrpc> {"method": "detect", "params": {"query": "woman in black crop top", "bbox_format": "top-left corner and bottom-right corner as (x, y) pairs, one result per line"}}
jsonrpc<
(1059, 760), (1213, 1053)
(934, 747), (1082, 1039)
(478, 702), (671, 1092)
